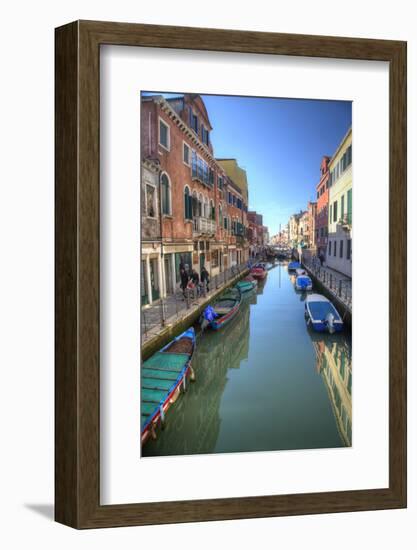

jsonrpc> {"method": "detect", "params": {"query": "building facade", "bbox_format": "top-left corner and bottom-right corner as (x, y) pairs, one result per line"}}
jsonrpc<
(326, 128), (352, 277)
(315, 156), (330, 259)
(141, 93), (254, 306)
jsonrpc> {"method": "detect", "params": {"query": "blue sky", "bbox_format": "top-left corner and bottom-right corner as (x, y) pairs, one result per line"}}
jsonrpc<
(143, 92), (351, 235)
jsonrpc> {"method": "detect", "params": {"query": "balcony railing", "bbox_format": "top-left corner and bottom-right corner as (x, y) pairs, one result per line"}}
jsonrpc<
(339, 213), (352, 228)
(193, 217), (216, 235)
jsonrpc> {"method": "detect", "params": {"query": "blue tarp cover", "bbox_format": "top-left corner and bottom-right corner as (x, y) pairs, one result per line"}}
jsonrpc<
(308, 301), (341, 321)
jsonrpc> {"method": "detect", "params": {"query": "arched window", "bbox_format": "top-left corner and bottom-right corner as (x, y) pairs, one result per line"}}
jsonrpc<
(210, 200), (215, 221)
(184, 186), (192, 220)
(160, 173), (171, 215)
(192, 191), (198, 218)
(198, 193), (203, 217)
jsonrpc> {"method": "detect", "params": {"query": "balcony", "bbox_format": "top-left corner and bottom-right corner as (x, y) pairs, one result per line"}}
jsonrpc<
(339, 213), (352, 230)
(193, 217), (216, 235)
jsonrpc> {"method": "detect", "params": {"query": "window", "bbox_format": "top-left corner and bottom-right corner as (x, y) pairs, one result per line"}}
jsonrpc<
(198, 193), (203, 217)
(328, 241), (332, 256)
(341, 194), (345, 220)
(201, 126), (209, 146)
(159, 119), (170, 150)
(223, 216), (228, 230)
(183, 142), (190, 165)
(209, 169), (214, 187)
(160, 173), (171, 215)
(184, 186), (192, 220)
(210, 200), (215, 220)
(189, 109), (198, 133)
(191, 151), (210, 185)
(146, 184), (156, 217)
(329, 204), (333, 224)
(347, 144), (352, 167)
(333, 200), (338, 222)
(317, 191), (320, 199)
(347, 188), (352, 224)
(333, 241), (337, 256)
(340, 240), (344, 258)
(347, 239), (352, 260)
(218, 176), (223, 190)
(212, 250), (219, 267)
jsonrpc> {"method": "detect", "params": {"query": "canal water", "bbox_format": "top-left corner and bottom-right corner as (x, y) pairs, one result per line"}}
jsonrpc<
(143, 263), (352, 457)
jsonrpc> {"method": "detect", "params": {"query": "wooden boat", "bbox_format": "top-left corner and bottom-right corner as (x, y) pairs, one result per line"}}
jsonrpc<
(141, 327), (196, 445)
(288, 261), (301, 272)
(305, 294), (343, 333)
(296, 268), (307, 276)
(295, 274), (313, 291)
(236, 278), (257, 293)
(250, 265), (267, 280)
(203, 287), (242, 330)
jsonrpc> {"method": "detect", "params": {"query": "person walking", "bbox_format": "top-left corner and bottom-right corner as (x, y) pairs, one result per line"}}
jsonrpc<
(180, 267), (189, 300)
(201, 265), (210, 293)
(190, 269), (200, 297)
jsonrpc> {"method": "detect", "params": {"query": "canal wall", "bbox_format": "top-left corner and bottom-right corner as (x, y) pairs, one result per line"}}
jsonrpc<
(302, 264), (352, 330)
(142, 268), (250, 360)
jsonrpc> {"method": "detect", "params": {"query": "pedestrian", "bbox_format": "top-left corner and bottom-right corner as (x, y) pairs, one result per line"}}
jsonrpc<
(191, 269), (200, 296)
(319, 253), (324, 267)
(201, 265), (210, 292)
(180, 267), (189, 300)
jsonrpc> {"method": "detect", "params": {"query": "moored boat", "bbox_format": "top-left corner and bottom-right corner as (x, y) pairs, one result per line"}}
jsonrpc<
(288, 261), (301, 272)
(141, 328), (196, 445)
(296, 268), (307, 276)
(250, 265), (267, 280)
(202, 287), (242, 330)
(305, 294), (343, 333)
(295, 274), (313, 291)
(236, 278), (257, 293)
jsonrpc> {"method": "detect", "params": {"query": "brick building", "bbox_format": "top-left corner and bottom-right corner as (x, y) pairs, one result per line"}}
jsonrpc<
(315, 155), (330, 259)
(141, 93), (252, 303)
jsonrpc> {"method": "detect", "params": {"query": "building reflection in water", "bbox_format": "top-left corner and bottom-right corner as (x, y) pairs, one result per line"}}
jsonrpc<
(309, 328), (352, 446)
(142, 295), (253, 457)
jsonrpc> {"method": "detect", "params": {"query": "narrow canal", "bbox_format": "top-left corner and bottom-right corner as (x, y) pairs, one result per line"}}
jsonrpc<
(143, 263), (352, 457)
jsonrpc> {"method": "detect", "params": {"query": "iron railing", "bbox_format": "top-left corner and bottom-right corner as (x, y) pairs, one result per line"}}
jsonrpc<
(141, 262), (249, 340)
(302, 257), (352, 310)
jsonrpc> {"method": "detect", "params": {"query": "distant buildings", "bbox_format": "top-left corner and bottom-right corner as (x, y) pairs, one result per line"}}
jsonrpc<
(315, 156), (331, 259)
(140, 94), (269, 306)
(326, 128), (352, 277)
(286, 126), (352, 279)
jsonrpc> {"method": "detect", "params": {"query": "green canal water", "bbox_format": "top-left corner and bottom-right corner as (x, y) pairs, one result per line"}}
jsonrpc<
(143, 263), (352, 457)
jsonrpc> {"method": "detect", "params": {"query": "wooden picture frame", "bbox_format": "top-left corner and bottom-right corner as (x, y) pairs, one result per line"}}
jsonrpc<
(55, 20), (407, 528)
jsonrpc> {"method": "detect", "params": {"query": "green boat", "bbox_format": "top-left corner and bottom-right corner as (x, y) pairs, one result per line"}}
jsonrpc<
(236, 279), (257, 293)
(141, 327), (196, 445)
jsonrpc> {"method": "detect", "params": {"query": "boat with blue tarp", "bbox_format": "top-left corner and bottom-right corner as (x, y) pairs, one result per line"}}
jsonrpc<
(141, 328), (196, 444)
(295, 274), (313, 291)
(305, 294), (343, 333)
(202, 287), (242, 330)
(288, 261), (301, 272)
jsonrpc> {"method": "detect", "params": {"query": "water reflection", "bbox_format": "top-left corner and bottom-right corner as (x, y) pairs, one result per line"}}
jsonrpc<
(143, 263), (352, 457)
(309, 328), (352, 446)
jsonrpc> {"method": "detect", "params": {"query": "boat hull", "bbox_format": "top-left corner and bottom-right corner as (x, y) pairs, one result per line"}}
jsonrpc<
(250, 268), (267, 280)
(305, 294), (344, 333)
(141, 328), (196, 445)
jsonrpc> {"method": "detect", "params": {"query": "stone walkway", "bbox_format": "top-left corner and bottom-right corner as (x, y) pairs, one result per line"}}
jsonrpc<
(141, 263), (249, 341)
(302, 259), (352, 311)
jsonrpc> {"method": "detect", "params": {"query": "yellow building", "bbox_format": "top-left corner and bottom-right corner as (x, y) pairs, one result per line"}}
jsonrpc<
(216, 158), (248, 204)
(327, 128), (352, 277)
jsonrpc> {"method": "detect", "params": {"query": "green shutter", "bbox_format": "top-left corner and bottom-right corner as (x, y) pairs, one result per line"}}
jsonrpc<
(347, 189), (352, 224)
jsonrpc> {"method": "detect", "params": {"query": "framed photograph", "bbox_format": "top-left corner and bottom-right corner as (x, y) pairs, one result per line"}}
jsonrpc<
(55, 20), (406, 528)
